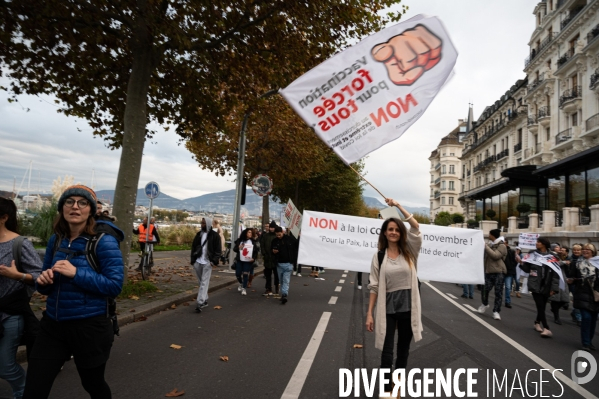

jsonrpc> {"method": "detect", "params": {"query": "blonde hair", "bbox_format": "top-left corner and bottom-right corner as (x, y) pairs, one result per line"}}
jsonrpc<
(582, 243), (597, 257)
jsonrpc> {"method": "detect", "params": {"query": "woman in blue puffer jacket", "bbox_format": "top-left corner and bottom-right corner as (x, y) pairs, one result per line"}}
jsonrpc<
(23, 185), (124, 399)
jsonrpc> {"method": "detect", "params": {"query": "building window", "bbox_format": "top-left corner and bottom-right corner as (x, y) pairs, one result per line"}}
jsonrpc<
(442, 165), (446, 174)
(517, 158), (522, 165)
(450, 152), (455, 156)
(462, 184), (465, 193)
(449, 165), (455, 174)
(449, 181), (455, 190)
(441, 197), (445, 205)
(518, 128), (522, 143)
(449, 197), (454, 205)
(441, 181), (446, 190)
(572, 113), (578, 127)
(546, 127), (550, 142)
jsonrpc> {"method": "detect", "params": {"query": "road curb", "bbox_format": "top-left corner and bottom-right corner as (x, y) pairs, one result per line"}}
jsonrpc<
(17, 267), (264, 364)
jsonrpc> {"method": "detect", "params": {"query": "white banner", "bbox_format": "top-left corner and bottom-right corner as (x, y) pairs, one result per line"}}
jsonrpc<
(298, 211), (484, 284)
(283, 199), (302, 238)
(518, 233), (539, 250)
(280, 15), (458, 164)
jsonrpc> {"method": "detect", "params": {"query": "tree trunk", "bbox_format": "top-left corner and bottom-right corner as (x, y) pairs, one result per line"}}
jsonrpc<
(112, 34), (154, 277)
(262, 195), (269, 227)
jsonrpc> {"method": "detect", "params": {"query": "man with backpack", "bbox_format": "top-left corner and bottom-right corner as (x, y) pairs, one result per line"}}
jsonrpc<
(477, 229), (507, 320)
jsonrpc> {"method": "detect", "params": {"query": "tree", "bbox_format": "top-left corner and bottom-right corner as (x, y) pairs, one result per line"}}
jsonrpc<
(1, 0), (406, 268)
(434, 211), (453, 226)
(270, 154), (365, 216)
(516, 203), (531, 216)
(485, 209), (496, 220)
(452, 213), (465, 224)
(413, 212), (430, 224)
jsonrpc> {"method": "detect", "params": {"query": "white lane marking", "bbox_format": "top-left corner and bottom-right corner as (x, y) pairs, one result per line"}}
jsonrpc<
(339, 279), (345, 284)
(328, 296), (338, 305)
(446, 293), (457, 299)
(281, 312), (332, 399)
(342, 274), (347, 278)
(335, 286), (342, 292)
(425, 282), (598, 399)
(463, 304), (478, 312)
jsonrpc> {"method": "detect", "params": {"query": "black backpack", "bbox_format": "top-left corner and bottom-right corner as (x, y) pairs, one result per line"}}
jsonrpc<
(51, 231), (120, 336)
(377, 250), (422, 292)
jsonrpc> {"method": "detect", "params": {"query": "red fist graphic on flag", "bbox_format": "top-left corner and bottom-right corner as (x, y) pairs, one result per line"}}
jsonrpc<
(371, 24), (442, 86)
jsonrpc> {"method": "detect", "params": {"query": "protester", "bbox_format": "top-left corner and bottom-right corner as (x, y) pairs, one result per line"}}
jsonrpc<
(287, 230), (301, 277)
(569, 243), (599, 351)
(212, 219), (226, 266)
(519, 237), (560, 338)
(365, 198), (422, 396)
(549, 251), (570, 325)
(23, 185), (124, 399)
(233, 228), (258, 296)
(567, 244), (583, 325)
(260, 221), (278, 296)
(272, 227), (296, 304)
(513, 246), (523, 298)
(461, 284), (474, 299)
(190, 217), (221, 313)
(478, 229), (507, 320)
(503, 242), (519, 308)
(132, 217), (160, 255)
(0, 198), (42, 399)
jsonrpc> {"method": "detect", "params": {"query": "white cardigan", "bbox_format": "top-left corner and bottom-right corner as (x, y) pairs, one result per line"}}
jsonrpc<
(368, 228), (423, 350)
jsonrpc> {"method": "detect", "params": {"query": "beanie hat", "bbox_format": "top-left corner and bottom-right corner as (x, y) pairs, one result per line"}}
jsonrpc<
(58, 185), (98, 215)
(269, 220), (277, 228)
(489, 229), (501, 240)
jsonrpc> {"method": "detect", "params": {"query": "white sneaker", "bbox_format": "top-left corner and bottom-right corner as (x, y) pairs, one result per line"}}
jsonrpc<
(477, 304), (489, 313)
(293, 271), (297, 276)
(297, 273), (302, 277)
(493, 312), (501, 320)
(358, 285), (362, 290)
(241, 288), (247, 296)
(238, 284), (243, 292)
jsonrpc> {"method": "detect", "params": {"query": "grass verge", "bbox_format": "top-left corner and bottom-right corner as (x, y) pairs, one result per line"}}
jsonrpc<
(119, 280), (158, 299)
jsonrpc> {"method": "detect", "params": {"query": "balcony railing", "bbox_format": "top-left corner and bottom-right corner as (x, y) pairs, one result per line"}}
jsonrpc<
(559, 85), (582, 107)
(528, 73), (545, 92)
(514, 142), (522, 153)
(560, 7), (583, 30)
(557, 47), (575, 69)
(591, 68), (599, 90)
(537, 106), (550, 119)
(434, 177), (441, 184)
(467, 170), (471, 177)
(495, 149), (509, 161)
(580, 208), (591, 226)
(557, 0), (567, 8)
(586, 113), (599, 132)
(524, 34), (556, 68)
(588, 24), (599, 45)
(555, 128), (572, 145)
(434, 191), (440, 199)
(528, 116), (537, 125)
(434, 163), (440, 170)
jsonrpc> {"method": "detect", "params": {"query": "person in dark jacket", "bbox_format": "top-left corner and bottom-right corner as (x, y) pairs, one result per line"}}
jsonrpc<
(24, 185), (124, 399)
(503, 243), (519, 308)
(569, 243), (599, 351)
(272, 227), (296, 304)
(233, 228), (258, 296)
(519, 237), (560, 338)
(260, 221), (278, 296)
(567, 244), (583, 325)
(190, 217), (221, 313)
(0, 198), (42, 399)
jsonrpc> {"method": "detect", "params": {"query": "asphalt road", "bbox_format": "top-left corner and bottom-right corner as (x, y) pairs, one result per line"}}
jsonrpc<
(2, 270), (599, 398)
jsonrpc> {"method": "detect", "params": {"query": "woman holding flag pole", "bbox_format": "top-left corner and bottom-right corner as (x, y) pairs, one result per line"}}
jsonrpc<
(366, 197), (422, 397)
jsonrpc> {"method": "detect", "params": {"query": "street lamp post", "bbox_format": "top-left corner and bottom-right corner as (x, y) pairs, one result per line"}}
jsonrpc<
(228, 89), (279, 270)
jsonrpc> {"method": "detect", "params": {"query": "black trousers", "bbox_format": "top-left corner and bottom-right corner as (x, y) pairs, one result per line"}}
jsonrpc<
(381, 311), (413, 391)
(264, 267), (280, 292)
(532, 293), (550, 330)
(23, 314), (114, 399)
(357, 272), (363, 286)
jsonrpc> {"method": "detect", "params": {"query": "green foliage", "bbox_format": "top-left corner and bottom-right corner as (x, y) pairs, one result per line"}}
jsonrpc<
(516, 203), (531, 215)
(413, 212), (430, 224)
(118, 280), (158, 299)
(434, 211), (453, 226)
(466, 219), (478, 227)
(485, 209), (497, 220)
(271, 154), (365, 216)
(452, 214), (465, 224)
(28, 202), (58, 245)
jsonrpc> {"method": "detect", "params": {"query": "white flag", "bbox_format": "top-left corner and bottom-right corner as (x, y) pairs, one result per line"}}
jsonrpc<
(280, 14), (458, 164)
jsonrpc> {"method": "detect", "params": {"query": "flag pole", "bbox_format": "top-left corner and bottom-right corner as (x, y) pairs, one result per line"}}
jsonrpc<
(347, 163), (387, 200)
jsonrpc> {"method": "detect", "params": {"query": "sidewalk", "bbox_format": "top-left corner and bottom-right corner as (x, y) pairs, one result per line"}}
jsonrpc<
(20, 250), (264, 363)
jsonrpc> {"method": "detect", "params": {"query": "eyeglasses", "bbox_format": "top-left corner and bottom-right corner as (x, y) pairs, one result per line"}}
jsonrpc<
(64, 198), (90, 208)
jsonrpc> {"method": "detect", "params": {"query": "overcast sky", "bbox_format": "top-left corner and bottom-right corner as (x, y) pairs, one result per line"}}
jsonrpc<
(0, 0), (538, 207)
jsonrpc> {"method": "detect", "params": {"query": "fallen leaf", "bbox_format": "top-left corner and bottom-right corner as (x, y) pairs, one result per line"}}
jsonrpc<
(170, 344), (182, 350)
(304, 284), (309, 286)
(170, 304), (177, 309)
(220, 356), (229, 362)
(129, 295), (140, 300)
(165, 388), (185, 397)
(129, 309), (136, 312)
(157, 290), (164, 293)
(182, 302), (190, 306)
(227, 288), (232, 290)
(214, 306), (223, 310)
(136, 316), (147, 321)
(214, 276), (220, 278)
(353, 344), (363, 349)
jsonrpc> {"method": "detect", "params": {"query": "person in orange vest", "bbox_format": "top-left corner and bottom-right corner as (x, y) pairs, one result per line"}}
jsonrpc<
(132, 217), (160, 255)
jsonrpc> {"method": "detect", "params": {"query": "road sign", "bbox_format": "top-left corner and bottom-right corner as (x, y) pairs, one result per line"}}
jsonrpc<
(251, 174), (273, 197)
(145, 181), (160, 199)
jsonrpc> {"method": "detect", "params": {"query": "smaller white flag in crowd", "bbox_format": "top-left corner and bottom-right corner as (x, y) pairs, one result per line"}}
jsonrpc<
(523, 252), (565, 290)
